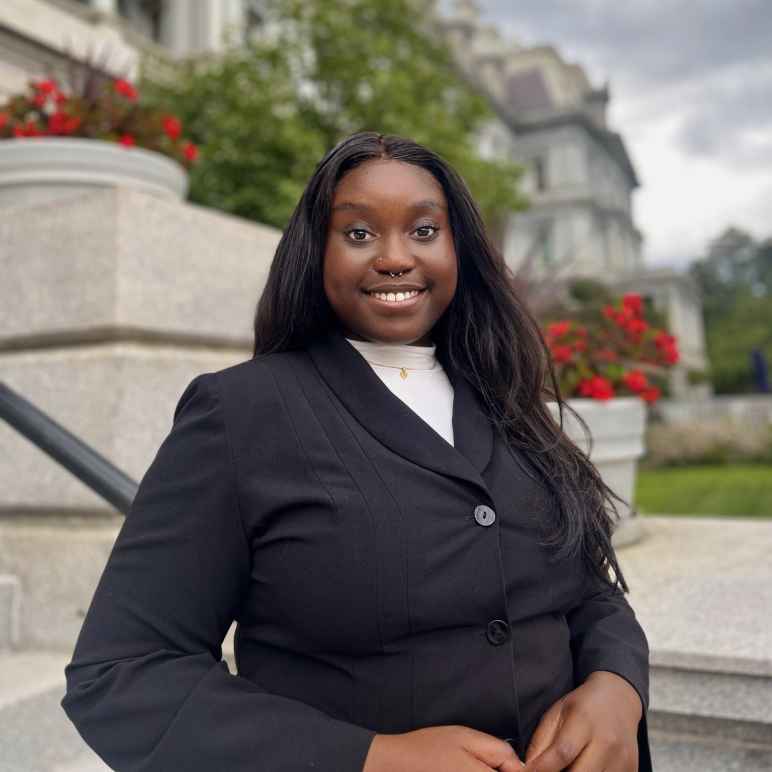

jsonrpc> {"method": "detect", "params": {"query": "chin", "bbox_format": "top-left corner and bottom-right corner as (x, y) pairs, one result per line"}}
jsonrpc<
(373, 329), (432, 345)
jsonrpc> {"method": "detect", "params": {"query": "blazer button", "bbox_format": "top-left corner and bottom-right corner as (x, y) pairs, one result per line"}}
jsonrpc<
(486, 619), (510, 645)
(473, 504), (496, 526)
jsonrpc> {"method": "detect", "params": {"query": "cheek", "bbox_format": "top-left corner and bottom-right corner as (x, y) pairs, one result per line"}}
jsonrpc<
(436, 250), (459, 297)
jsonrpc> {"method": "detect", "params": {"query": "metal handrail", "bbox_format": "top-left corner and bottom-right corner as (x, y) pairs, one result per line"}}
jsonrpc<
(0, 381), (138, 515)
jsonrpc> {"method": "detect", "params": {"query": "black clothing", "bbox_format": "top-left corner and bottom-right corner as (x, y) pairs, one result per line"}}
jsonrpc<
(61, 328), (651, 771)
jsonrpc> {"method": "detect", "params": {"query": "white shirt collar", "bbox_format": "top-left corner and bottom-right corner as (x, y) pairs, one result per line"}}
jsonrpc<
(344, 337), (438, 371)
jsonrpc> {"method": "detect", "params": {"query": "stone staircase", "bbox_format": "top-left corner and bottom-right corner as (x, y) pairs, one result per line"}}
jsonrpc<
(1, 514), (770, 771)
(623, 516), (772, 771)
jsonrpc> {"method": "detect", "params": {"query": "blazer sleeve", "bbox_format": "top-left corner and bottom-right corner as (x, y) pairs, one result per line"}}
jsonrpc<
(566, 560), (652, 772)
(566, 561), (649, 712)
(60, 373), (377, 772)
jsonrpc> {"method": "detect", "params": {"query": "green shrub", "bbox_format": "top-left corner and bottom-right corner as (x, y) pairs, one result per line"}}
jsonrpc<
(642, 419), (772, 468)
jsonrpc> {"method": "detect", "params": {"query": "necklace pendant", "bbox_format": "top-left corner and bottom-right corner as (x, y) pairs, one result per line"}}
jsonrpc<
(400, 367), (408, 379)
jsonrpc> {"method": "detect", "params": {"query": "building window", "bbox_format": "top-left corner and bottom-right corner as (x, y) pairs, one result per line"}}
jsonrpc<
(117, 0), (163, 42)
(533, 156), (548, 192)
(538, 221), (554, 268)
(243, 0), (264, 43)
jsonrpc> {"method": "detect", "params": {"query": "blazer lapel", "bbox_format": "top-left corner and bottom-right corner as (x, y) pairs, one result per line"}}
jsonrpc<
(306, 328), (494, 494)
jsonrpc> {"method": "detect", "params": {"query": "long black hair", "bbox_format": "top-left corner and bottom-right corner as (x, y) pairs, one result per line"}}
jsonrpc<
(253, 131), (631, 592)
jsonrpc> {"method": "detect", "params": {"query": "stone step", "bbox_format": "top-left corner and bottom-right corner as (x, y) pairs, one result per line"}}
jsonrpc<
(0, 516), (121, 651)
(649, 729), (772, 772)
(0, 574), (21, 650)
(0, 651), (110, 772)
(649, 653), (772, 746)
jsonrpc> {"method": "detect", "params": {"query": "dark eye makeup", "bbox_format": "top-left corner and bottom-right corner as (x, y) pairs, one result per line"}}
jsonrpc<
(343, 224), (440, 243)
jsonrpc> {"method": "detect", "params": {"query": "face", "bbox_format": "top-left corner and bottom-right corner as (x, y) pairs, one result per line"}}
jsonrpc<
(323, 159), (458, 346)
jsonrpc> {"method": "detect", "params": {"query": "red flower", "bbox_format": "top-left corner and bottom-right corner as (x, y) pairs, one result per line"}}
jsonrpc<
(54, 92), (68, 106)
(662, 348), (679, 364)
(182, 140), (198, 162)
(573, 339), (588, 352)
(0, 112), (8, 129)
(550, 344), (573, 363)
(13, 120), (42, 137)
(602, 305), (616, 320)
(625, 318), (648, 335)
(578, 376), (615, 401)
(113, 78), (138, 101)
(654, 331), (676, 348)
(547, 320), (572, 338)
(622, 293), (643, 316)
(49, 111), (67, 134)
(33, 79), (59, 95)
(640, 387), (661, 403)
(49, 112), (81, 135)
(33, 92), (48, 107)
(119, 134), (136, 147)
(623, 370), (648, 392)
(163, 115), (182, 140)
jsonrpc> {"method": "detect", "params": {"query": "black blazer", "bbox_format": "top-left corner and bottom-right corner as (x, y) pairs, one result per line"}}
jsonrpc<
(61, 328), (651, 771)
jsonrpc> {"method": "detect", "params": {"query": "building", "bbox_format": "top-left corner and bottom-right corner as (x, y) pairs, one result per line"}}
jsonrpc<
(439, 0), (642, 282)
(0, 0), (708, 397)
(438, 0), (708, 396)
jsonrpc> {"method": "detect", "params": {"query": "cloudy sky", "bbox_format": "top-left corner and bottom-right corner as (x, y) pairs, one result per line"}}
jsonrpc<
(474, 0), (772, 270)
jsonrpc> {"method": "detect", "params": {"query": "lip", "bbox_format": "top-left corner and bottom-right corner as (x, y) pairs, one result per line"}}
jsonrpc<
(362, 287), (427, 310)
(363, 283), (426, 293)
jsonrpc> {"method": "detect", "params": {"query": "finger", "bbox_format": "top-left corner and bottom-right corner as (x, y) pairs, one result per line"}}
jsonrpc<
(496, 755), (526, 772)
(460, 731), (525, 770)
(582, 739), (638, 772)
(523, 713), (592, 772)
(562, 740), (606, 772)
(525, 697), (567, 763)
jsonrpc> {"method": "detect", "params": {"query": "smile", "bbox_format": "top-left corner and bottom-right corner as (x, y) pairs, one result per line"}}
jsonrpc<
(364, 288), (426, 305)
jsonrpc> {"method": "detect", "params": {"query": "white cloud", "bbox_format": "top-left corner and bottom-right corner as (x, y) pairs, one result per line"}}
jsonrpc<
(473, 0), (772, 269)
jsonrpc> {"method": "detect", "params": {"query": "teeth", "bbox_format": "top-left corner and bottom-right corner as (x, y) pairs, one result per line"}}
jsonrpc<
(370, 289), (422, 303)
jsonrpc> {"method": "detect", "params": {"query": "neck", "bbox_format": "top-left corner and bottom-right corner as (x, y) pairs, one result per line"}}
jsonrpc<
(345, 336), (438, 370)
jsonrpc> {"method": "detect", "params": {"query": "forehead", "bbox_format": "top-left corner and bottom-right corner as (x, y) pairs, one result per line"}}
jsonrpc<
(332, 159), (446, 206)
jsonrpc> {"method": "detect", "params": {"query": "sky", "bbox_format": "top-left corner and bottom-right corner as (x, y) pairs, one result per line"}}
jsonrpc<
(471, 0), (772, 270)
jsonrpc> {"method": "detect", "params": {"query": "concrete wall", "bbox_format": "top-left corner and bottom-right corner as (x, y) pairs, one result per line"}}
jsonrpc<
(0, 187), (280, 514)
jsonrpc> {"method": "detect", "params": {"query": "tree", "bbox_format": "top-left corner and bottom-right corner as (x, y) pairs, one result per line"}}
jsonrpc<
(688, 227), (772, 393)
(137, 0), (525, 231)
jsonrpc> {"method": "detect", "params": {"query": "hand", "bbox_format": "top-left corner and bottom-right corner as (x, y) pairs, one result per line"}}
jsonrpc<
(362, 725), (525, 772)
(523, 671), (642, 771)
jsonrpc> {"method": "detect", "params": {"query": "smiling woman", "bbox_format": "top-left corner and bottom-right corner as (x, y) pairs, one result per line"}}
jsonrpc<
(324, 159), (457, 346)
(61, 131), (651, 772)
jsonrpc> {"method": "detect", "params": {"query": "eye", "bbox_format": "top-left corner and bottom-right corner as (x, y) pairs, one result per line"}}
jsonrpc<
(414, 224), (439, 240)
(344, 228), (374, 242)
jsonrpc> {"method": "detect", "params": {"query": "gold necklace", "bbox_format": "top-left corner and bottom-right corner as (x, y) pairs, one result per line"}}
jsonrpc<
(364, 362), (437, 379)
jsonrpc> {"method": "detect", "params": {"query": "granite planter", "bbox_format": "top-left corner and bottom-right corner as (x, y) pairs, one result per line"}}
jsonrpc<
(0, 137), (188, 208)
(548, 396), (647, 547)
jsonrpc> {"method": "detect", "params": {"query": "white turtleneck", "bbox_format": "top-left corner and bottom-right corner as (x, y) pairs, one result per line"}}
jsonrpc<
(345, 337), (455, 447)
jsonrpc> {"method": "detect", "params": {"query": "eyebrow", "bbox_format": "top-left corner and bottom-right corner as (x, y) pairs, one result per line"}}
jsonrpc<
(331, 199), (445, 213)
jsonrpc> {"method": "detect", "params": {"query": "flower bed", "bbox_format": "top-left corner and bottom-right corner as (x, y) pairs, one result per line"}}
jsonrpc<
(0, 73), (198, 168)
(544, 292), (680, 404)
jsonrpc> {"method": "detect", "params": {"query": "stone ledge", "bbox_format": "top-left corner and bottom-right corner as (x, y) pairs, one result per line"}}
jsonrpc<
(620, 516), (772, 671)
(650, 664), (771, 727)
(0, 343), (249, 510)
(0, 186), (279, 345)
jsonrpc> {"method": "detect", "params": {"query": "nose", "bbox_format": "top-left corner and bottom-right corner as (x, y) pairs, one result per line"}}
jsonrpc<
(374, 232), (415, 276)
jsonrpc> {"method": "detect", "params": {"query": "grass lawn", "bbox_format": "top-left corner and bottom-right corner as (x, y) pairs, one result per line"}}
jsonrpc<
(635, 464), (772, 518)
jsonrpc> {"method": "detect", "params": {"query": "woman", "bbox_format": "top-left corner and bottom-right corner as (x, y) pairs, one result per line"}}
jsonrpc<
(61, 131), (651, 772)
